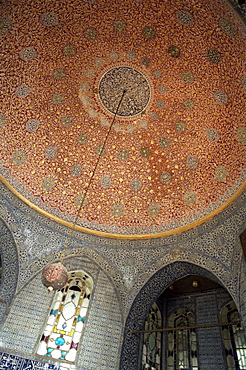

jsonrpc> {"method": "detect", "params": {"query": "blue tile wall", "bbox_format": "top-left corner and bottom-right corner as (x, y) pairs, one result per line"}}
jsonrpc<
(195, 293), (225, 369)
(0, 219), (18, 324)
(161, 289), (231, 369)
(0, 257), (123, 370)
(0, 351), (61, 370)
(120, 261), (246, 370)
(0, 174), (246, 369)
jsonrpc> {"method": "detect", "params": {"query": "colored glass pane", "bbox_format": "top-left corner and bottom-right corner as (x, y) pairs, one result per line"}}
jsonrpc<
(37, 270), (93, 363)
(69, 329), (75, 337)
(80, 307), (87, 317)
(142, 303), (162, 369)
(167, 309), (198, 370)
(221, 301), (246, 370)
(82, 298), (90, 307)
(55, 337), (65, 346)
(47, 315), (56, 326)
(75, 321), (84, 333)
(62, 301), (76, 320)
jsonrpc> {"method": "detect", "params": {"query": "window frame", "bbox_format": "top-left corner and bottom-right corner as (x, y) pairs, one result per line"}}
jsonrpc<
(221, 301), (246, 370)
(167, 308), (198, 370)
(36, 269), (93, 364)
(142, 302), (162, 370)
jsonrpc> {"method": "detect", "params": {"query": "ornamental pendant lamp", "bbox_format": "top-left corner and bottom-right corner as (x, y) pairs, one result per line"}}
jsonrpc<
(41, 90), (126, 291)
(42, 262), (68, 292)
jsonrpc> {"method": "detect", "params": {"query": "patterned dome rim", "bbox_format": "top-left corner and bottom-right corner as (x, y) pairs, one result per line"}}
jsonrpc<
(1, 176), (245, 240)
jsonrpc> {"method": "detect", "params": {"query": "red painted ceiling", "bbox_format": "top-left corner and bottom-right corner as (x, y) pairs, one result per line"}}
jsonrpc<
(0, 0), (245, 236)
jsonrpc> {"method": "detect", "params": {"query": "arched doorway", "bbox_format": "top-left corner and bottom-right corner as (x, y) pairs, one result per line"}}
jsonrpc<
(141, 274), (232, 370)
(120, 262), (243, 370)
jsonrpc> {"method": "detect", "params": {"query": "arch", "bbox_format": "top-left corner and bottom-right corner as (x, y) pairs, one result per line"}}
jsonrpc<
(142, 302), (162, 369)
(0, 254), (124, 369)
(120, 261), (230, 370)
(25, 249), (127, 310)
(167, 308), (198, 370)
(36, 269), (93, 363)
(0, 218), (19, 323)
(125, 247), (239, 316)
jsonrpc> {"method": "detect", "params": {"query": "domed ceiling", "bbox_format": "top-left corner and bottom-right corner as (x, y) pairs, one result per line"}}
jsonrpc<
(0, 0), (245, 237)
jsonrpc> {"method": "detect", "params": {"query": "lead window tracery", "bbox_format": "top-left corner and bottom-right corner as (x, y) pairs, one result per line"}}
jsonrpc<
(142, 302), (162, 369)
(221, 301), (246, 370)
(37, 270), (93, 363)
(167, 308), (198, 370)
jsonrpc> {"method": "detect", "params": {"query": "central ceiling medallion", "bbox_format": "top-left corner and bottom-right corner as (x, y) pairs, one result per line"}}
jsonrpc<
(98, 66), (151, 117)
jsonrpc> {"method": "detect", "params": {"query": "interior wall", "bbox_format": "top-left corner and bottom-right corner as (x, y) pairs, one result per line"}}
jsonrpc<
(161, 288), (232, 370)
(0, 179), (246, 369)
(120, 262), (243, 370)
(0, 257), (123, 370)
(0, 219), (18, 323)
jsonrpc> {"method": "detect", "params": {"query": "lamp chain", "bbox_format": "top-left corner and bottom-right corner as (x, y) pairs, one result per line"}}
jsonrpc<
(60, 89), (127, 262)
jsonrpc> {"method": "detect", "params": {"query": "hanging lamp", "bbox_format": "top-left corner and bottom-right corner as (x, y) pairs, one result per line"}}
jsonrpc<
(41, 90), (126, 291)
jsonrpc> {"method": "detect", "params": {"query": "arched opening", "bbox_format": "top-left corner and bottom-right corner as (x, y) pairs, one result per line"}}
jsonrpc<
(142, 302), (162, 369)
(120, 262), (243, 370)
(221, 301), (246, 369)
(140, 274), (225, 369)
(166, 307), (198, 370)
(37, 270), (93, 364)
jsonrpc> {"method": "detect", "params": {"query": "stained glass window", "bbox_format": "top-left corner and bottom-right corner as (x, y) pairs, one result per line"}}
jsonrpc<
(221, 301), (246, 370)
(167, 308), (198, 370)
(142, 302), (162, 369)
(37, 270), (93, 363)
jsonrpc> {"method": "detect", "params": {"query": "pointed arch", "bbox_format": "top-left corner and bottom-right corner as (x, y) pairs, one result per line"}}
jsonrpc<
(167, 308), (198, 370)
(120, 261), (230, 370)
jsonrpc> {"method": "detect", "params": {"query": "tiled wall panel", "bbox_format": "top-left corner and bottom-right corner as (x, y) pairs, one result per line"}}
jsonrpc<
(163, 289), (229, 370)
(0, 262), (123, 370)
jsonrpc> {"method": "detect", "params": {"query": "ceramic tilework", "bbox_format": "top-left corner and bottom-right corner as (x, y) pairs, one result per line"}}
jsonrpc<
(0, 257), (123, 370)
(0, 0), (245, 365)
(227, 0), (246, 24)
(0, 274), (54, 353)
(0, 219), (18, 324)
(0, 351), (61, 370)
(0, 181), (246, 318)
(161, 289), (231, 369)
(239, 253), (246, 329)
(195, 294), (225, 369)
(0, 0), (246, 235)
(119, 262), (245, 369)
(77, 270), (123, 370)
(0, 177), (246, 368)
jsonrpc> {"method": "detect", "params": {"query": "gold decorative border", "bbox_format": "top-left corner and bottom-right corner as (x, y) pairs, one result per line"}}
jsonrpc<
(1, 175), (245, 240)
(1, 0), (245, 241)
(225, 0), (246, 27)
